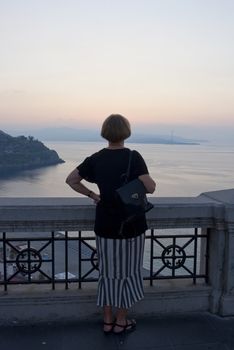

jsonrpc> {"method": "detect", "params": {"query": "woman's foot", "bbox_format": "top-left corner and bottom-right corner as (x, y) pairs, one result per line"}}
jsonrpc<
(103, 322), (114, 334)
(113, 319), (136, 334)
(103, 305), (113, 334)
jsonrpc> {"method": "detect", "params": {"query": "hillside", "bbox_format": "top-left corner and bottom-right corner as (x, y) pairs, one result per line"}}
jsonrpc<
(0, 130), (64, 176)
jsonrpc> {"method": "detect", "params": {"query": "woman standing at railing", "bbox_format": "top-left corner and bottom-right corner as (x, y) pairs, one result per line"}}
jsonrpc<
(66, 114), (156, 334)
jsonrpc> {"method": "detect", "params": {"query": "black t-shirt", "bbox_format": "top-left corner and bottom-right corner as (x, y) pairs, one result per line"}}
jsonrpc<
(77, 148), (149, 239)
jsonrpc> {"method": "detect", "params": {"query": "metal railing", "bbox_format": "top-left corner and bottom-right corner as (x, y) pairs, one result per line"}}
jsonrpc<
(0, 228), (209, 291)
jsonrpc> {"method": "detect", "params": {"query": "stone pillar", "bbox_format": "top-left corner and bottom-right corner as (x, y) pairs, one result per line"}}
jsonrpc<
(207, 224), (226, 314)
(219, 214), (234, 315)
(202, 189), (234, 316)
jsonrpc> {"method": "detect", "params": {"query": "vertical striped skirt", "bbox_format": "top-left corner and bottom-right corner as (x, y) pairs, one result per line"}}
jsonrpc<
(96, 233), (145, 309)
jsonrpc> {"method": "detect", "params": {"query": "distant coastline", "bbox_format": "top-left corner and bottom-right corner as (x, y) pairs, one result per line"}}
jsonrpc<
(0, 130), (65, 177)
(17, 127), (201, 145)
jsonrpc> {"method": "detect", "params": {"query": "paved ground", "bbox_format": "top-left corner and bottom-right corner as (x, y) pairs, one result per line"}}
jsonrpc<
(1, 313), (234, 350)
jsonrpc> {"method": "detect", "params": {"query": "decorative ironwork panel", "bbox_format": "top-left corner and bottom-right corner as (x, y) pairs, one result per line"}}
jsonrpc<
(0, 228), (209, 291)
(145, 228), (209, 286)
(161, 244), (186, 270)
(16, 248), (42, 274)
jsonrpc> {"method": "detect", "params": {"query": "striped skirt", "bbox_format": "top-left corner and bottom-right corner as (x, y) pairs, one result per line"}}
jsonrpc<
(96, 233), (145, 309)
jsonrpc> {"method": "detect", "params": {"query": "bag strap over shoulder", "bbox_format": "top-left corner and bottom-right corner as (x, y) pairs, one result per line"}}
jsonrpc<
(121, 150), (136, 184)
(125, 150), (133, 183)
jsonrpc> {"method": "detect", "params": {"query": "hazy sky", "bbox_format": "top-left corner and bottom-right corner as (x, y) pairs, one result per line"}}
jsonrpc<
(0, 0), (234, 138)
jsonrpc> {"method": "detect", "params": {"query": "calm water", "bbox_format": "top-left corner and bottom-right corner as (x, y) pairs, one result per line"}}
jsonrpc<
(0, 141), (233, 197)
(1, 141), (233, 272)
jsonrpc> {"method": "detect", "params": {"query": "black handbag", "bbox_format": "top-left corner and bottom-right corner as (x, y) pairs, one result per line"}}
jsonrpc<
(116, 150), (154, 223)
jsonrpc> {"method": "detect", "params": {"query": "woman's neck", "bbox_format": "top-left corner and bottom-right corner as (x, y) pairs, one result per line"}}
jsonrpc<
(107, 141), (125, 149)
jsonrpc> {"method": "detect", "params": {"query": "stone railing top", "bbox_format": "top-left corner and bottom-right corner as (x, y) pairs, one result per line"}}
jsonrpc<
(0, 189), (233, 231)
(0, 188), (233, 208)
(201, 188), (234, 205)
(0, 194), (224, 207)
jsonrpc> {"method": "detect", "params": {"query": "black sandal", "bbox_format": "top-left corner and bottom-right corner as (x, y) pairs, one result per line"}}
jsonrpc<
(113, 319), (136, 334)
(103, 322), (114, 334)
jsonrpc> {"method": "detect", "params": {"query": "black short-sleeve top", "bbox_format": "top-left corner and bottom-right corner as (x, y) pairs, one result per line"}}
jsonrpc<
(77, 148), (149, 239)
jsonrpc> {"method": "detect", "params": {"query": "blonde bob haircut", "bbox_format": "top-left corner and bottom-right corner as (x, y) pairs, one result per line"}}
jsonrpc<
(101, 114), (131, 143)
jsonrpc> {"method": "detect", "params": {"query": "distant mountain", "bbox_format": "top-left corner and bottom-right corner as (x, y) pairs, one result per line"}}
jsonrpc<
(129, 134), (200, 145)
(22, 127), (200, 145)
(0, 130), (64, 177)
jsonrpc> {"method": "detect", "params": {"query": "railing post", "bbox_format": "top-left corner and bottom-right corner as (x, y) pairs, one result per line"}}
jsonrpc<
(199, 189), (234, 316)
(208, 224), (226, 314)
(199, 228), (207, 276)
(3, 232), (7, 292)
(219, 218), (234, 316)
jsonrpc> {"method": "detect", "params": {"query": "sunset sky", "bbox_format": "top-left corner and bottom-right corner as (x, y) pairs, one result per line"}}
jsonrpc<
(0, 0), (233, 139)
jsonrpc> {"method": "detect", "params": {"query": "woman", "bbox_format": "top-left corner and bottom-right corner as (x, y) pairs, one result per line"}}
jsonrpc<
(66, 114), (156, 334)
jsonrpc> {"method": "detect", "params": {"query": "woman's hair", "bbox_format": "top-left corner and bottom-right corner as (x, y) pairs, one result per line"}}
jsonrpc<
(101, 114), (131, 142)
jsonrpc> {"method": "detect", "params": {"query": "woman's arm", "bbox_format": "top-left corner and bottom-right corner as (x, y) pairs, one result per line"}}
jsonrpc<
(138, 174), (156, 194)
(66, 168), (100, 203)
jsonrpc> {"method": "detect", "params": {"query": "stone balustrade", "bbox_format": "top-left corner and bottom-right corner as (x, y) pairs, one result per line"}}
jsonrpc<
(0, 188), (233, 323)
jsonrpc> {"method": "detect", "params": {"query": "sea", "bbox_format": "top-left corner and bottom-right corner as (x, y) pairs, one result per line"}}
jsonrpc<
(0, 141), (233, 273)
(0, 141), (233, 198)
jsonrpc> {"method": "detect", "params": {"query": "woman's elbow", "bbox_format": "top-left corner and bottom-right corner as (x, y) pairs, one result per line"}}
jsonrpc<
(65, 176), (71, 186)
(66, 169), (81, 186)
(139, 175), (156, 194)
(148, 182), (156, 194)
